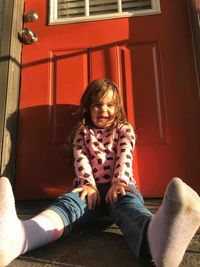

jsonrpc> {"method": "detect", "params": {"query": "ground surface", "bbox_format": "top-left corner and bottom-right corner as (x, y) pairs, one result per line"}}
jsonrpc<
(7, 199), (200, 267)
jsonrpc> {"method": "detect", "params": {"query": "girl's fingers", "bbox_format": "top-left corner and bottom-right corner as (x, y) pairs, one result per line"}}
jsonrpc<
(111, 191), (118, 205)
(106, 190), (117, 205)
(93, 191), (101, 208)
(92, 193), (98, 209)
(106, 184), (135, 205)
(87, 193), (93, 209)
(80, 189), (87, 200)
(119, 186), (126, 196)
(88, 191), (101, 209)
(106, 190), (113, 204)
(73, 184), (133, 207)
(87, 192), (96, 209)
(73, 186), (101, 209)
(72, 187), (83, 193)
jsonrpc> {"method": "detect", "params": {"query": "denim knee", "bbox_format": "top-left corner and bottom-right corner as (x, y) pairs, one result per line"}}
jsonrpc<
(47, 191), (88, 234)
(109, 186), (152, 259)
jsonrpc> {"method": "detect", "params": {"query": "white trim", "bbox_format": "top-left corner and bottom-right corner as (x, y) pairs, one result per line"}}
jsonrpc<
(85, 0), (89, 16)
(117, 0), (122, 13)
(49, 0), (58, 23)
(49, 0), (161, 26)
(151, 0), (161, 11)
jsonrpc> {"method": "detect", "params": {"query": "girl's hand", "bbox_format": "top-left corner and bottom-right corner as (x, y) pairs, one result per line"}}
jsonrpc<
(105, 182), (135, 205)
(72, 185), (101, 210)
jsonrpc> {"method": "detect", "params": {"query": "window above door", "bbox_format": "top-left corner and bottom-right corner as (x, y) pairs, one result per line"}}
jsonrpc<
(49, 0), (161, 25)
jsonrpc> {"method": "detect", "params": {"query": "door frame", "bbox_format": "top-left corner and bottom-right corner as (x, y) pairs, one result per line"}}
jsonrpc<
(0, 0), (24, 185)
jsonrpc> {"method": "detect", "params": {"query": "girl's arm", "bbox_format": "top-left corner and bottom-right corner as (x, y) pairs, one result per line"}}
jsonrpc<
(106, 124), (136, 205)
(73, 129), (96, 187)
(73, 129), (101, 209)
(112, 124), (136, 185)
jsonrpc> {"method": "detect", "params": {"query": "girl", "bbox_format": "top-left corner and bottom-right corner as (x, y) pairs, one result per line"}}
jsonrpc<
(0, 79), (200, 267)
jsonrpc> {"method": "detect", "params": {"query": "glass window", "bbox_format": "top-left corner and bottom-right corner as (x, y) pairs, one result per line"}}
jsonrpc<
(49, 0), (161, 25)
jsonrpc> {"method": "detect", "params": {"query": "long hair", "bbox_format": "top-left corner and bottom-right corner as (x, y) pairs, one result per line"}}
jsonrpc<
(66, 79), (128, 160)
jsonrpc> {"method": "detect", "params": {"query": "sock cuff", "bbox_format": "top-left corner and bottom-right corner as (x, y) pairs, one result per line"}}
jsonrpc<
(32, 210), (64, 240)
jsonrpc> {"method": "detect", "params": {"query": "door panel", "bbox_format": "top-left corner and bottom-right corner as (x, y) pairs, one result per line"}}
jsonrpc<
(15, 0), (200, 199)
(120, 42), (173, 196)
(52, 49), (89, 105)
(128, 42), (167, 144)
(91, 46), (119, 81)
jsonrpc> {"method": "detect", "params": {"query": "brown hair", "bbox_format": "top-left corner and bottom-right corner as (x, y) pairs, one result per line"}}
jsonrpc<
(66, 79), (128, 159)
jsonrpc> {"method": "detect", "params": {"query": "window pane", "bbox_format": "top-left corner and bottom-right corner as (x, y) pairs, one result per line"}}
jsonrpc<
(58, 0), (85, 18)
(89, 0), (118, 16)
(122, 0), (151, 12)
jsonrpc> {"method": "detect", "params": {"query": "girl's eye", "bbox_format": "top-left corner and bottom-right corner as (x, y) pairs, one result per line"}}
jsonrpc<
(108, 103), (114, 107)
(92, 103), (100, 108)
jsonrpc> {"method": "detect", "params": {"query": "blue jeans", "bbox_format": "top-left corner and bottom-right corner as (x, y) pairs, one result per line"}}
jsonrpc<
(48, 183), (153, 260)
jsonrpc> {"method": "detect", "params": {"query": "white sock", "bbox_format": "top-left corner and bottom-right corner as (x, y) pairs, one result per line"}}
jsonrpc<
(147, 177), (200, 267)
(0, 177), (26, 266)
(0, 177), (64, 267)
(23, 209), (64, 252)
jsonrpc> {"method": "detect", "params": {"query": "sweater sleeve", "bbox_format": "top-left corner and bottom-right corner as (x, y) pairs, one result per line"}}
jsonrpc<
(112, 124), (136, 185)
(73, 129), (96, 187)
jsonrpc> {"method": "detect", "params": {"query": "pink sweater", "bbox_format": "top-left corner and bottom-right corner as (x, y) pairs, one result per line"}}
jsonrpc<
(73, 123), (136, 187)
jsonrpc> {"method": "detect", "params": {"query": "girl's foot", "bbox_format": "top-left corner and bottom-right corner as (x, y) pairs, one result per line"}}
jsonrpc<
(0, 177), (25, 266)
(0, 177), (65, 266)
(148, 177), (200, 267)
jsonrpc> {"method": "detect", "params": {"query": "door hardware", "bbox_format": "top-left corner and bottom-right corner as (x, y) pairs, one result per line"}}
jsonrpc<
(22, 28), (38, 44)
(24, 11), (39, 22)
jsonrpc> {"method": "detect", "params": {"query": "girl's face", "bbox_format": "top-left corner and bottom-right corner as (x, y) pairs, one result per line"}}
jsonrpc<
(90, 90), (117, 128)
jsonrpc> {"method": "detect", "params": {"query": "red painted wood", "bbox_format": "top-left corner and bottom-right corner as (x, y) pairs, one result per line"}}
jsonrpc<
(15, 0), (200, 199)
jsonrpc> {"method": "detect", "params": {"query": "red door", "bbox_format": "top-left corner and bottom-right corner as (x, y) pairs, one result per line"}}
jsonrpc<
(15, 0), (200, 199)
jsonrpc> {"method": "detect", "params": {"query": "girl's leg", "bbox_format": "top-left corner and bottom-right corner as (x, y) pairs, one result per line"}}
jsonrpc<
(108, 184), (153, 261)
(0, 177), (94, 267)
(0, 177), (65, 266)
(147, 177), (200, 267)
(109, 179), (200, 267)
